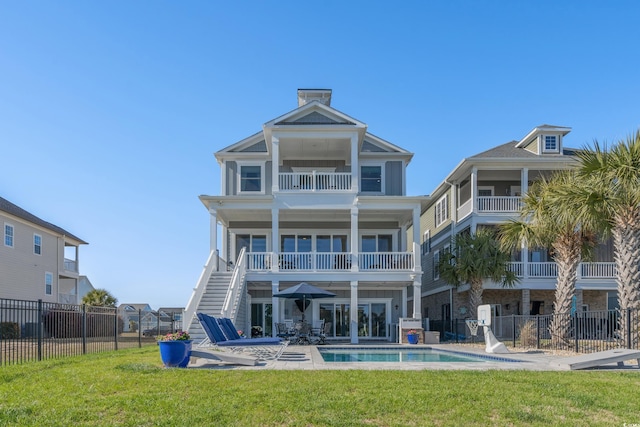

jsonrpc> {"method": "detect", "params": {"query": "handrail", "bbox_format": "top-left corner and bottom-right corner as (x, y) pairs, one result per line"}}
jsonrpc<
(183, 250), (218, 332)
(221, 247), (247, 322)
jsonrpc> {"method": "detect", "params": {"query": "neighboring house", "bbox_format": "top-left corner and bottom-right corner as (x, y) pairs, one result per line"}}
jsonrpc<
(419, 125), (617, 327)
(0, 196), (87, 303)
(185, 89), (428, 344)
(158, 307), (184, 331)
(59, 275), (96, 304)
(118, 303), (156, 333)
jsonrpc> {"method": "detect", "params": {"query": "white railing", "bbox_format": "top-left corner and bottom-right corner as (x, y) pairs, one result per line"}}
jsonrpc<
(358, 252), (414, 271)
(243, 252), (413, 272)
(580, 262), (617, 278)
(278, 172), (352, 191)
(528, 262), (558, 278)
(477, 196), (522, 212)
(507, 262), (524, 277)
(64, 258), (78, 272)
(221, 247), (247, 322)
(183, 250), (219, 331)
(457, 199), (472, 220)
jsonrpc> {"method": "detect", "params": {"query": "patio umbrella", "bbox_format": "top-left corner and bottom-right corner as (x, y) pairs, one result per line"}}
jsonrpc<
(273, 282), (336, 322)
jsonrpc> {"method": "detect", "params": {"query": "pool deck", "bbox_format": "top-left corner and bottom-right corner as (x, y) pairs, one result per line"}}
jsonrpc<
(187, 343), (640, 371)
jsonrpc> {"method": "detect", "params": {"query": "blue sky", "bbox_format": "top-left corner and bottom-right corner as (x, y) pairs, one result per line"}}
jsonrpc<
(1, 2), (639, 309)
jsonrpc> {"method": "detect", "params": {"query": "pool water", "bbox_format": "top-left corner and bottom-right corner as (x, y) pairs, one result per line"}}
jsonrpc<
(318, 347), (520, 363)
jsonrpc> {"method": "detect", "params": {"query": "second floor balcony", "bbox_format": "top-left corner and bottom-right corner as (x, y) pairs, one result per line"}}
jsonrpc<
(278, 172), (352, 192)
(507, 262), (617, 279)
(245, 251), (415, 273)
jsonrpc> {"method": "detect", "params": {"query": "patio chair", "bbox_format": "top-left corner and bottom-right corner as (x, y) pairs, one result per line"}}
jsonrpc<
(196, 313), (288, 360)
(276, 323), (295, 340)
(309, 321), (331, 345)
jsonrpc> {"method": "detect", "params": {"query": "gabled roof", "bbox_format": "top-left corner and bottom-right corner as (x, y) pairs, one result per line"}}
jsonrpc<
(515, 124), (572, 148)
(470, 141), (577, 159)
(0, 196), (87, 244)
(265, 100), (365, 128)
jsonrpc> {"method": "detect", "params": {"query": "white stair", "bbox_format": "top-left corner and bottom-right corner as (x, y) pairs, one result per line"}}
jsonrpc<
(187, 272), (233, 342)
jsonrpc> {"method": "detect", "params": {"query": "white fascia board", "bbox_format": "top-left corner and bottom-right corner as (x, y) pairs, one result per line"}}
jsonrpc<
(356, 196), (426, 210)
(215, 131), (267, 161)
(364, 132), (412, 155)
(199, 195), (273, 210)
(264, 101), (367, 128)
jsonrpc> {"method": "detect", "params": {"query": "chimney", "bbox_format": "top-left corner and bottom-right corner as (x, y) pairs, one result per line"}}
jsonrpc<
(297, 89), (332, 107)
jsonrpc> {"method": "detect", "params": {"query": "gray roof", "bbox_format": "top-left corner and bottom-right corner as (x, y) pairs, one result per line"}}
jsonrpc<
(470, 141), (577, 159)
(0, 196), (87, 244)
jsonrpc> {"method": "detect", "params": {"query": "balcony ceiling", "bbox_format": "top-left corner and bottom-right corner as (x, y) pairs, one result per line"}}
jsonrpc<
(279, 138), (351, 160)
(218, 208), (411, 226)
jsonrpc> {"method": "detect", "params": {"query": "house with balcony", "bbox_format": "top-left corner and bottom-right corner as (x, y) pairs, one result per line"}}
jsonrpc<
(0, 196), (87, 303)
(185, 89), (428, 344)
(419, 125), (618, 327)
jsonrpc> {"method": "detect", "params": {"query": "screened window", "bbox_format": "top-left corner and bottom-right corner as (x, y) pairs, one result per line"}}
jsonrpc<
(4, 224), (14, 247)
(34, 234), (42, 255)
(361, 165), (382, 192)
(240, 165), (262, 192)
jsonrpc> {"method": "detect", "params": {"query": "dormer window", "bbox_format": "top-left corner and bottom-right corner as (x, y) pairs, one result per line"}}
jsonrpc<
(543, 135), (559, 153)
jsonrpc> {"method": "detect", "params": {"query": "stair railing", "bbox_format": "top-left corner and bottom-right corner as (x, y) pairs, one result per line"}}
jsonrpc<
(221, 247), (247, 322)
(183, 250), (218, 332)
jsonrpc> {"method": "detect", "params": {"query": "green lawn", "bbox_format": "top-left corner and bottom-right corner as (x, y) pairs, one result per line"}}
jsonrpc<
(1, 347), (639, 426)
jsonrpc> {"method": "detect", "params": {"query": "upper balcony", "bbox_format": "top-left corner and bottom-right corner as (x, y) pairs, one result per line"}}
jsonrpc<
(278, 171), (352, 192)
(245, 251), (415, 273)
(507, 261), (617, 279)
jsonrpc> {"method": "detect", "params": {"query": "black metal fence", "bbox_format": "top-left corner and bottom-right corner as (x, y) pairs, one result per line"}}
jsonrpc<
(0, 298), (168, 365)
(430, 308), (640, 353)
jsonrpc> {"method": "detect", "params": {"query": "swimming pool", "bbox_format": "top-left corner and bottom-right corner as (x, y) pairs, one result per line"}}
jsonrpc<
(318, 347), (522, 363)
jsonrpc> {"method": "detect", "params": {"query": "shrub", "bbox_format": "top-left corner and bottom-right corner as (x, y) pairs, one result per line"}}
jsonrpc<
(0, 322), (20, 339)
(518, 320), (538, 347)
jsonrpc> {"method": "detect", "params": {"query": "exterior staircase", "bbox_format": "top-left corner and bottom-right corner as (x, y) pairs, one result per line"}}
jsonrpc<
(186, 271), (233, 343)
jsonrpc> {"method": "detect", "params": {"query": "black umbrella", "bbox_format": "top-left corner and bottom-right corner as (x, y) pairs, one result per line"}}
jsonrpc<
(273, 282), (336, 322)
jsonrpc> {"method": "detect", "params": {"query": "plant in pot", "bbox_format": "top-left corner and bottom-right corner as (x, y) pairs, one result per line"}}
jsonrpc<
(406, 329), (420, 345)
(157, 331), (192, 368)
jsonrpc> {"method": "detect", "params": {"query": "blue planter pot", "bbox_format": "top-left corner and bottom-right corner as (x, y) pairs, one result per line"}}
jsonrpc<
(158, 340), (192, 367)
(407, 334), (419, 344)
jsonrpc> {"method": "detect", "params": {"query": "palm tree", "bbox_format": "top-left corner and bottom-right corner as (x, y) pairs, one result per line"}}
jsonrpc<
(438, 227), (518, 320)
(564, 131), (640, 346)
(82, 289), (118, 307)
(499, 171), (597, 347)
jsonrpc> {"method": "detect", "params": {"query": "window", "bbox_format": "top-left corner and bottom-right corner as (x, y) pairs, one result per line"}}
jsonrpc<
(45, 272), (53, 295)
(361, 165), (382, 192)
(4, 224), (14, 247)
(477, 186), (494, 197)
(34, 234), (42, 255)
(433, 249), (440, 280)
(362, 234), (393, 252)
(543, 135), (558, 152)
(421, 230), (431, 255)
(239, 164), (263, 193)
(435, 194), (450, 227)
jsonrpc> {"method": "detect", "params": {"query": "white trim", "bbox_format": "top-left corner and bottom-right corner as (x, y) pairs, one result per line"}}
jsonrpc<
(34, 233), (42, 255)
(422, 230), (431, 254)
(542, 134), (560, 153)
(435, 193), (450, 227)
(4, 222), (14, 248)
(359, 161), (385, 195)
(237, 161), (266, 195)
(359, 230), (397, 252)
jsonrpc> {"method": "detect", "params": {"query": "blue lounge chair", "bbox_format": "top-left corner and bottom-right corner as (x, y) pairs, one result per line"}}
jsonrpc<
(196, 313), (288, 360)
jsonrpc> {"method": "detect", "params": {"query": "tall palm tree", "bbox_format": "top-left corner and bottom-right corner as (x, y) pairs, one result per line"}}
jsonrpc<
(82, 289), (118, 307)
(563, 131), (640, 346)
(438, 227), (518, 320)
(499, 171), (597, 347)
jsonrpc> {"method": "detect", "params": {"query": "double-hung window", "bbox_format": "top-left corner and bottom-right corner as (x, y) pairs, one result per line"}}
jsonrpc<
(4, 224), (14, 247)
(238, 163), (264, 193)
(45, 272), (53, 295)
(421, 230), (431, 255)
(435, 194), (450, 227)
(34, 234), (42, 255)
(360, 164), (383, 193)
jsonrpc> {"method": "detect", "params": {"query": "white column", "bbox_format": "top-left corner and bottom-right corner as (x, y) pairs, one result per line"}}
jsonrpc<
(401, 286), (407, 318)
(271, 208), (279, 272)
(412, 206), (421, 272)
(271, 281), (280, 337)
(412, 277), (422, 320)
(471, 167), (477, 213)
(350, 134), (359, 193)
(272, 136), (280, 193)
(221, 225), (228, 268)
(521, 167), (529, 195)
(350, 207), (359, 271)
(209, 208), (218, 254)
(350, 280), (358, 344)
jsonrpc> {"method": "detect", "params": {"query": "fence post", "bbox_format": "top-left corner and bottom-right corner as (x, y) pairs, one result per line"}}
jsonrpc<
(37, 299), (43, 361)
(454, 318), (459, 343)
(574, 312), (579, 353)
(114, 308), (119, 351)
(536, 315), (540, 350)
(512, 315), (516, 348)
(138, 309), (142, 348)
(82, 304), (87, 355)
(626, 308), (632, 349)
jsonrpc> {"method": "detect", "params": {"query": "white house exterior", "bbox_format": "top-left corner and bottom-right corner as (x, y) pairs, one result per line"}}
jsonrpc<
(0, 196), (87, 303)
(419, 126), (618, 325)
(185, 89), (428, 344)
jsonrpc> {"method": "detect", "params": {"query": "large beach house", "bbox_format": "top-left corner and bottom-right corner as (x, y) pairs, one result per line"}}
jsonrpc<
(185, 89), (428, 343)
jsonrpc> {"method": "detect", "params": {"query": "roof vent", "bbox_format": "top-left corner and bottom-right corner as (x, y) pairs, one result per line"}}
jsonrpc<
(297, 89), (332, 107)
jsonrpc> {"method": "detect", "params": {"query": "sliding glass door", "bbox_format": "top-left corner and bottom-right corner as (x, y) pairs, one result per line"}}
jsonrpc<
(318, 302), (388, 338)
